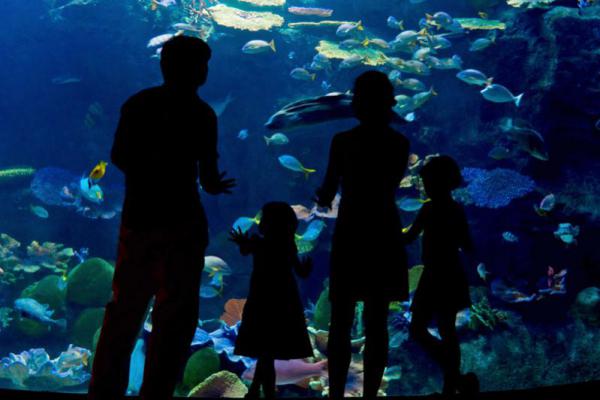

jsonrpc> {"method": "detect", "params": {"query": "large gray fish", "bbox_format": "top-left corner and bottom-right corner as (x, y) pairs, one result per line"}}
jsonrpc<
(265, 92), (410, 132)
(14, 298), (67, 329)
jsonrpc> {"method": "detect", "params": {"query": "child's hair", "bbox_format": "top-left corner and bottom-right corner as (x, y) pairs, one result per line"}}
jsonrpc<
(258, 202), (299, 239)
(419, 155), (463, 195)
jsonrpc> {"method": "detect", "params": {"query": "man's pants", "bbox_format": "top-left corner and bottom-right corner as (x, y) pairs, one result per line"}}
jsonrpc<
(88, 225), (206, 400)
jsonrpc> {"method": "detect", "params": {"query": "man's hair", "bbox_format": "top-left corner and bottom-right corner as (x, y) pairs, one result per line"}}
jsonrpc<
(160, 35), (211, 83)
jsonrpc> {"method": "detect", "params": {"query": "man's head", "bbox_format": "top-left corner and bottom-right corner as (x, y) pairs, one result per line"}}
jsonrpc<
(352, 70), (396, 124)
(160, 35), (211, 89)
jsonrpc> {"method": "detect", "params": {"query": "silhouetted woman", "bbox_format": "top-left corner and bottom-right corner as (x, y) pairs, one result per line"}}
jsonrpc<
(315, 71), (410, 398)
(404, 156), (479, 395)
(230, 202), (314, 399)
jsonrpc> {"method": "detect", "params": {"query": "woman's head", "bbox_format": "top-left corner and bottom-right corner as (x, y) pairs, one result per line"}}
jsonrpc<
(259, 202), (299, 239)
(419, 155), (463, 199)
(352, 70), (396, 124)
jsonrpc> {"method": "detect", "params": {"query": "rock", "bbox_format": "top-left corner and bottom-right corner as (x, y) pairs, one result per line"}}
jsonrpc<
(182, 348), (221, 394)
(188, 370), (248, 398)
(66, 258), (114, 307)
(21, 275), (67, 315)
(71, 307), (105, 349)
(572, 287), (600, 326)
(313, 287), (331, 331)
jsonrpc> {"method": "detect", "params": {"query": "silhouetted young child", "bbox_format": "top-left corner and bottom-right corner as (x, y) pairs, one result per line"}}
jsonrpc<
(403, 156), (479, 396)
(229, 202), (314, 399)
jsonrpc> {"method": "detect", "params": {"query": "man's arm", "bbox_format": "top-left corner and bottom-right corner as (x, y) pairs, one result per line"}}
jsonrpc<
(315, 135), (341, 208)
(198, 108), (235, 195)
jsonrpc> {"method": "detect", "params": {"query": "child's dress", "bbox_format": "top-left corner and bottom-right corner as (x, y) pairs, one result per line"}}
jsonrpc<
(409, 200), (472, 314)
(234, 236), (313, 359)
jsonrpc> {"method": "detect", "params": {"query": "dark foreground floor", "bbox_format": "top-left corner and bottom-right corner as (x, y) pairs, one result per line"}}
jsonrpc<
(1, 380), (599, 400)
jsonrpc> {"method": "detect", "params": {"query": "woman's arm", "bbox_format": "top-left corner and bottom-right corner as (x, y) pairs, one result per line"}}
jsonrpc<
(315, 135), (341, 209)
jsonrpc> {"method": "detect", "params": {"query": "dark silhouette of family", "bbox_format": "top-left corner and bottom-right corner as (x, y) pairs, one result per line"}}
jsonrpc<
(88, 36), (480, 400)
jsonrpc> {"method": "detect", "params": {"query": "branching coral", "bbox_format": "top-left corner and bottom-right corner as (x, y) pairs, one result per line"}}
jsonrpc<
(459, 167), (536, 208)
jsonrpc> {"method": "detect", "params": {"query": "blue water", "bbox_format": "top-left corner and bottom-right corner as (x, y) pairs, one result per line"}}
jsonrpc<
(1, 0), (599, 396)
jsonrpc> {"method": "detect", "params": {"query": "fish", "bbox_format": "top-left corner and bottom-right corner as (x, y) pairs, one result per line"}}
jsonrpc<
(339, 39), (365, 50)
(242, 40), (276, 54)
(14, 298), (66, 329)
(237, 129), (249, 140)
(478, 11), (489, 19)
(488, 145), (512, 160)
(431, 55), (462, 70)
(51, 76), (81, 85)
(127, 339), (145, 395)
(147, 33), (175, 48)
(288, 51), (296, 60)
(553, 223), (579, 246)
(233, 213), (261, 233)
(30, 205), (49, 219)
(205, 256), (232, 277)
(151, 0), (175, 10)
(309, 53), (332, 71)
(243, 359), (327, 386)
(387, 16), (404, 30)
(396, 78), (427, 92)
(456, 69), (493, 86)
(264, 133), (289, 146)
(292, 204), (316, 222)
(394, 94), (416, 116)
(265, 92), (410, 132)
(208, 93), (234, 117)
(56, 344), (91, 371)
(469, 37), (495, 52)
(336, 21), (363, 37)
(365, 38), (390, 49)
(534, 193), (556, 216)
(79, 177), (103, 204)
(490, 279), (537, 303)
(298, 220), (327, 242)
(477, 263), (491, 282)
(321, 80), (332, 91)
(288, 7), (334, 17)
(290, 68), (317, 81)
(395, 59), (430, 76)
(420, 34), (453, 49)
(278, 155), (316, 178)
(339, 54), (364, 70)
(413, 47), (435, 61)
(171, 23), (203, 33)
(412, 87), (437, 109)
(500, 118), (548, 161)
(481, 84), (524, 107)
(426, 11), (454, 29)
(502, 231), (519, 243)
(199, 284), (222, 298)
(397, 197), (427, 212)
(89, 161), (107, 181)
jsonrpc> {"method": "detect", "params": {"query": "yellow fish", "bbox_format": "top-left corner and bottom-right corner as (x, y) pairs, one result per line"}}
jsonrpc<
(89, 161), (107, 181)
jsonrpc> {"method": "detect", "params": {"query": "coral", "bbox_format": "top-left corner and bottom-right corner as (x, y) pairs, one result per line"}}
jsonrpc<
(408, 265), (424, 293)
(71, 308), (105, 349)
(182, 348), (221, 394)
(207, 4), (284, 31)
(0, 167), (35, 185)
(26, 241), (74, 273)
(0, 346), (90, 390)
(455, 18), (506, 30)
(66, 258), (114, 307)
(0, 233), (20, 259)
(468, 296), (510, 331)
(20, 275), (67, 316)
(459, 167), (536, 208)
(188, 370), (248, 398)
(0, 307), (12, 330)
(312, 286), (330, 331)
(220, 298), (246, 327)
(558, 171), (600, 220)
(288, 20), (355, 29)
(237, 0), (285, 6)
(315, 40), (388, 66)
(571, 287), (600, 326)
(507, 0), (557, 8)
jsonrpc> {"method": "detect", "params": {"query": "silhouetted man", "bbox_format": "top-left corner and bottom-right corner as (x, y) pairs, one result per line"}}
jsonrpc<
(315, 71), (410, 398)
(88, 36), (235, 400)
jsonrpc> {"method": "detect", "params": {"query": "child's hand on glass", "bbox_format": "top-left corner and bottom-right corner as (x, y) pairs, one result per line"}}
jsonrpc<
(228, 227), (250, 246)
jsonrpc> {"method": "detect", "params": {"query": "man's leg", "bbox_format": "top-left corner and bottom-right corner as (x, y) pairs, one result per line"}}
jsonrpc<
(139, 228), (205, 400)
(88, 228), (155, 400)
(327, 299), (356, 398)
(363, 299), (390, 398)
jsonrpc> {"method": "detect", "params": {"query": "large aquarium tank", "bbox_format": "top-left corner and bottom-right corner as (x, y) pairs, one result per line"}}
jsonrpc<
(1, 0), (599, 397)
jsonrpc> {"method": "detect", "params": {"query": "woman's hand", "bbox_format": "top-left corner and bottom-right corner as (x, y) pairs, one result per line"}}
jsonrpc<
(228, 227), (249, 246)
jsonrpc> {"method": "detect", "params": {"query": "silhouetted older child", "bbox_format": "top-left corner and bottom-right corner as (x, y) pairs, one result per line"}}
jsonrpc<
(404, 156), (479, 396)
(229, 202), (313, 399)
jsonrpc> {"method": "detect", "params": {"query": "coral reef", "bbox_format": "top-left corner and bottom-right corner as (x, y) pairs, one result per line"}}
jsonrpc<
(0, 346), (90, 390)
(459, 167), (536, 208)
(455, 18), (506, 30)
(188, 370), (248, 398)
(408, 265), (424, 293)
(571, 287), (600, 326)
(220, 298), (246, 327)
(207, 4), (284, 31)
(66, 258), (114, 307)
(182, 348), (221, 394)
